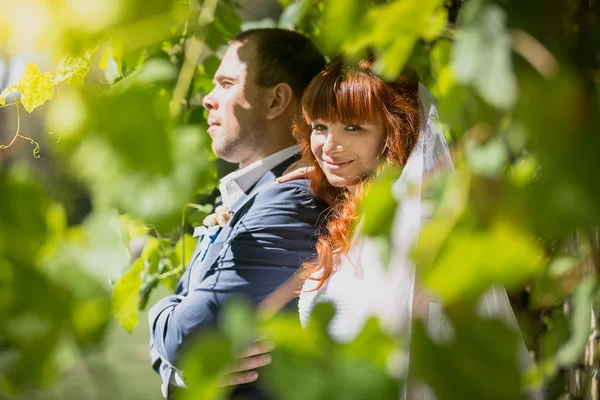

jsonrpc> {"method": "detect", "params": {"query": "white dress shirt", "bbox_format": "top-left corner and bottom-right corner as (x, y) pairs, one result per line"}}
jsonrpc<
(218, 145), (299, 208)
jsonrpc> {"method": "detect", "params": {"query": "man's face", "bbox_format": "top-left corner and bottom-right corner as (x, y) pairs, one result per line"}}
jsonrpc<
(202, 40), (268, 166)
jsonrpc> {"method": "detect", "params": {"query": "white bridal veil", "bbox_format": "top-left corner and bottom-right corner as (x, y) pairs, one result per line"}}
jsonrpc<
(351, 85), (543, 399)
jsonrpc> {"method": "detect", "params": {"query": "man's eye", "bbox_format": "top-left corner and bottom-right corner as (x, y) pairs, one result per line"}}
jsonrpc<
(345, 125), (362, 131)
(311, 124), (327, 131)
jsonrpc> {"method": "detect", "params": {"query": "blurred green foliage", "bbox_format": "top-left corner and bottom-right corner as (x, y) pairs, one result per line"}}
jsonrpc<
(1, 0), (599, 398)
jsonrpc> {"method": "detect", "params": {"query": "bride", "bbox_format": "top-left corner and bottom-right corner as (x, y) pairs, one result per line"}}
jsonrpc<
(232, 57), (543, 399)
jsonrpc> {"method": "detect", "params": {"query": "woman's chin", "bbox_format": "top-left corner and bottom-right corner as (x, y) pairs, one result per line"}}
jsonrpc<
(326, 174), (360, 188)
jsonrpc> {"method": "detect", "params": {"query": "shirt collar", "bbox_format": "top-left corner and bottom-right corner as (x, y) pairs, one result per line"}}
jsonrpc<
(219, 145), (299, 207)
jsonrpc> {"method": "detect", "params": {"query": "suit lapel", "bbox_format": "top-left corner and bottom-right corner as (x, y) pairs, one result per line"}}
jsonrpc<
(194, 153), (300, 280)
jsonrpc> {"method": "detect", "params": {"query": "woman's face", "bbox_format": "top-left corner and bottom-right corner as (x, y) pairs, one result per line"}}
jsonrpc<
(310, 118), (386, 187)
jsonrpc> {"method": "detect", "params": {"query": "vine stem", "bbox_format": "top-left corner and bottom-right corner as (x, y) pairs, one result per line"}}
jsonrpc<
(0, 100), (42, 158)
(169, 0), (219, 117)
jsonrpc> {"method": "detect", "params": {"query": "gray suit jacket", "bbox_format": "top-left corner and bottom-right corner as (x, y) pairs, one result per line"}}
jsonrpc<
(148, 155), (327, 397)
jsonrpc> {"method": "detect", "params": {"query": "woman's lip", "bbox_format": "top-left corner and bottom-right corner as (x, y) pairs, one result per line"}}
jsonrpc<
(323, 160), (353, 170)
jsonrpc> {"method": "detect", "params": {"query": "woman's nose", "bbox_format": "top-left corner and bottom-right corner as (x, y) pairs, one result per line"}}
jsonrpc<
(322, 132), (343, 155)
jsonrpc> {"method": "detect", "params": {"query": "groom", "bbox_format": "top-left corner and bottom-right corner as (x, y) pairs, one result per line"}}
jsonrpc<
(148, 28), (327, 398)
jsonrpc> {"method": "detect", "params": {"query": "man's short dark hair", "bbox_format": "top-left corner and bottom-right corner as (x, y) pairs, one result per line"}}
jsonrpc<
(233, 28), (326, 100)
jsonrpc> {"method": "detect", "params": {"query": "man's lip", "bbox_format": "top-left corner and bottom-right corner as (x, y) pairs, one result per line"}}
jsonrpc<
(207, 124), (219, 135)
(323, 160), (353, 170)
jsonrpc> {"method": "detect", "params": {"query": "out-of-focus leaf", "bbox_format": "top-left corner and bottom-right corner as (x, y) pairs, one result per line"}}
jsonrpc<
(421, 6), (448, 41)
(55, 54), (90, 87)
(193, 55), (221, 97)
(203, 1), (242, 50)
(517, 71), (600, 236)
(507, 154), (539, 187)
(554, 278), (596, 367)
(316, 0), (368, 57)
(413, 170), (470, 271)
(341, 0), (446, 79)
(219, 296), (257, 353)
(260, 305), (399, 400)
(139, 273), (159, 311)
(174, 233), (196, 268)
(119, 214), (149, 242)
(0, 167), (110, 392)
(359, 168), (398, 237)
(530, 256), (579, 308)
(278, 0), (317, 34)
(18, 62), (55, 113)
(411, 315), (525, 400)
(111, 256), (144, 333)
(451, 4), (518, 110)
(421, 218), (543, 305)
(137, 58), (178, 83)
(99, 41), (124, 84)
(56, 86), (216, 229)
(466, 137), (509, 178)
(179, 331), (233, 400)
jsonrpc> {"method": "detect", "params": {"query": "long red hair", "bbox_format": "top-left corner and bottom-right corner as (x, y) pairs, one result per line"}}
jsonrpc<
(294, 58), (421, 290)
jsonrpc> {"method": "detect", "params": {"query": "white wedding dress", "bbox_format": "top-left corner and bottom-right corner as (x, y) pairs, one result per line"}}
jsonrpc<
(297, 85), (544, 399)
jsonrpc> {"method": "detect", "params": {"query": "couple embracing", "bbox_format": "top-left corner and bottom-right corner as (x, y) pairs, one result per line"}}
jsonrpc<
(148, 28), (540, 400)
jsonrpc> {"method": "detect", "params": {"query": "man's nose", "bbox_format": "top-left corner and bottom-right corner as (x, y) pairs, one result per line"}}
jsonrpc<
(202, 90), (217, 111)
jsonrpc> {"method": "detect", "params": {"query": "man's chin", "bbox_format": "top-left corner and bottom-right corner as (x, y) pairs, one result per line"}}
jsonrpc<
(212, 143), (239, 164)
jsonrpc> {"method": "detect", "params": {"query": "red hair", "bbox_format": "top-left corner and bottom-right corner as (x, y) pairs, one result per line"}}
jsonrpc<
(293, 58), (421, 290)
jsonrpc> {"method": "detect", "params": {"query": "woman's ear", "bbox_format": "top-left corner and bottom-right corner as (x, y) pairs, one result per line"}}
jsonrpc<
(266, 83), (294, 120)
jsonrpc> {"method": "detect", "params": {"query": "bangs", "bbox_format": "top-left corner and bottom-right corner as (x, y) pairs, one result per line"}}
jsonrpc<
(301, 63), (383, 124)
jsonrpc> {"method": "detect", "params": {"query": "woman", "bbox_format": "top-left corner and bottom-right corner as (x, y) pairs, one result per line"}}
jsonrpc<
(290, 57), (427, 342)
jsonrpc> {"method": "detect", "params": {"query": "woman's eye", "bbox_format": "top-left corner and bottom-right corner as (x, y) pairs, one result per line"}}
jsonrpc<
(220, 81), (232, 88)
(345, 125), (362, 131)
(311, 124), (327, 131)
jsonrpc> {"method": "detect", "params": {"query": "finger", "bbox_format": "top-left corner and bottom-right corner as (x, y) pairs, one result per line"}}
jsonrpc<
(229, 353), (272, 373)
(276, 167), (313, 183)
(222, 371), (259, 387)
(237, 341), (275, 359)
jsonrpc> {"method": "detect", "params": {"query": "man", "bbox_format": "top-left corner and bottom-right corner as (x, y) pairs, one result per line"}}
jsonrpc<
(148, 28), (327, 398)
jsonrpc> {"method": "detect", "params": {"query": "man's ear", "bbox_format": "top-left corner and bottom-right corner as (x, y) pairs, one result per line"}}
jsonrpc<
(265, 83), (294, 120)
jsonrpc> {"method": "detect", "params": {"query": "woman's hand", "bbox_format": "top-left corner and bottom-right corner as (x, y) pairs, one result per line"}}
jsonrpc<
(222, 339), (275, 386)
(276, 158), (315, 184)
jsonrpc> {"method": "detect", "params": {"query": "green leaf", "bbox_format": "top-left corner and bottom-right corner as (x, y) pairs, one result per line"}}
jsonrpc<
(18, 62), (55, 113)
(359, 168), (399, 237)
(179, 328), (235, 400)
(99, 43), (124, 84)
(466, 136), (509, 178)
(261, 306), (399, 400)
(219, 296), (257, 353)
(174, 233), (196, 268)
(411, 315), (526, 400)
(136, 59), (178, 84)
(421, 219), (544, 305)
(421, 7), (448, 42)
(112, 256), (144, 332)
(555, 278), (596, 367)
(55, 54), (90, 87)
(341, 0), (446, 79)
(451, 4), (518, 110)
(316, 0), (368, 57)
(61, 86), (216, 229)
